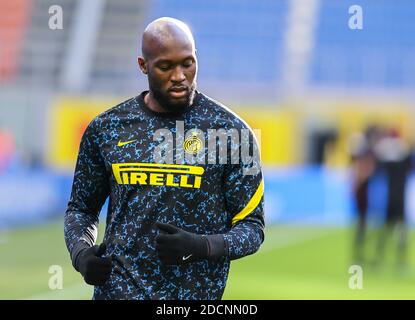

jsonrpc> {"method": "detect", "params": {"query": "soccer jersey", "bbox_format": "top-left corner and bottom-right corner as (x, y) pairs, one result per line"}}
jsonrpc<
(64, 91), (265, 299)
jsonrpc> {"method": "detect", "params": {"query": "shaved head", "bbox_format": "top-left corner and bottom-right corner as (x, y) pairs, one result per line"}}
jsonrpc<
(138, 17), (198, 114)
(142, 17), (195, 60)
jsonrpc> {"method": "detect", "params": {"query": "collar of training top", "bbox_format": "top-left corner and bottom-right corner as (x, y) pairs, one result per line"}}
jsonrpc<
(137, 90), (202, 119)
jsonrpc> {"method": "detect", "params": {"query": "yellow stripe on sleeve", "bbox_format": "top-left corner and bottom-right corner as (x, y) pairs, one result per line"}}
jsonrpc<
(231, 179), (264, 225)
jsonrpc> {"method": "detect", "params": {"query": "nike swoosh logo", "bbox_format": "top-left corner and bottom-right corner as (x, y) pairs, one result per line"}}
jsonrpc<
(117, 139), (137, 147)
(182, 254), (193, 261)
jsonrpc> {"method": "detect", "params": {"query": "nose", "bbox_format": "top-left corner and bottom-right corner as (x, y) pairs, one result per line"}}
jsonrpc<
(170, 66), (186, 83)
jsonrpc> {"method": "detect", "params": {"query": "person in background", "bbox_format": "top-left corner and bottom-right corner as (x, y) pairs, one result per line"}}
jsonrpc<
(349, 125), (382, 264)
(373, 127), (412, 270)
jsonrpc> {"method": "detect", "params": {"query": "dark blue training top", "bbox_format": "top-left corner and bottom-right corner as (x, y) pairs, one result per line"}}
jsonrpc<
(64, 91), (265, 300)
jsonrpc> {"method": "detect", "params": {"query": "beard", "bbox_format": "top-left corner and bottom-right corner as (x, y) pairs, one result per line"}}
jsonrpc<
(150, 81), (197, 113)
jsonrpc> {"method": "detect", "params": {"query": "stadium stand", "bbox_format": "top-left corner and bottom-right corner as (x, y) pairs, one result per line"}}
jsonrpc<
(311, 0), (415, 89)
(148, 0), (287, 85)
(89, 0), (149, 93)
(0, 0), (32, 82)
(17, 0), (78, 87)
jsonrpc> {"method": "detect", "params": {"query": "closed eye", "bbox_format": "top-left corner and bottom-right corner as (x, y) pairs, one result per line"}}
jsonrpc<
(182, 59), (194, 68)
(158, 64), (171, 71)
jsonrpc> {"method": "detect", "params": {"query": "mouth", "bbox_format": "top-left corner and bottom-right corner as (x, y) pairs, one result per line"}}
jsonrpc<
(168, 86), (188, 99)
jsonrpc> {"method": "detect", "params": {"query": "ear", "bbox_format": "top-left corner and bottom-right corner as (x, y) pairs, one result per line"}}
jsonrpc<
(137, 57), (148, 74)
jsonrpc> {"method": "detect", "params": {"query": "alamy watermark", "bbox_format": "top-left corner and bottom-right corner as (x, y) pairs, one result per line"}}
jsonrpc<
(48, 5), (63, 30)
(349, 5), (363, 30)
(152, 121), (261, 176)
(48, 265), (63, 290)
(348, 265), (363, 290)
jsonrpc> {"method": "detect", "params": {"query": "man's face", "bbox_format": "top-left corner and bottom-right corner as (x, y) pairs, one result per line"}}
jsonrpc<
(141, 40), (198, 113)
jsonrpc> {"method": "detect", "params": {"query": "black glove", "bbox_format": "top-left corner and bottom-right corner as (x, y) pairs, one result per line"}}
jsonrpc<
(155, 222), (210, 265)
(75, 243), (112, 286)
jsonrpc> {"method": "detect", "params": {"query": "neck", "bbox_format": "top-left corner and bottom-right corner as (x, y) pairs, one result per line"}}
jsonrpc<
(144, 91), (168, 113)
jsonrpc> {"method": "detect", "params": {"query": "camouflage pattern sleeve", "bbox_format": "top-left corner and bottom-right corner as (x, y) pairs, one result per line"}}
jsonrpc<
(64, 119), (110, 269)
(221, 128), (265, 260)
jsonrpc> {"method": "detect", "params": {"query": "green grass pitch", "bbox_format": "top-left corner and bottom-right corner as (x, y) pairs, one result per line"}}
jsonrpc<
(1, 221), (415, 299)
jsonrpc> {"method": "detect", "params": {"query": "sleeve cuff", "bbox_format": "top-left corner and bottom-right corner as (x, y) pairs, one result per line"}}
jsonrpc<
(71, 240), (90, 271)
(205, 234), (227, 260)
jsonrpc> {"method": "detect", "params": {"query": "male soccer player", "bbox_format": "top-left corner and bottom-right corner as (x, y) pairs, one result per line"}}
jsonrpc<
(64, 17), (265, 300)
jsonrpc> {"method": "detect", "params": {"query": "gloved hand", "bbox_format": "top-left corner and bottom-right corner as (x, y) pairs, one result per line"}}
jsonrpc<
(155, 222), (209, 265)
(75, 243), (112, 286)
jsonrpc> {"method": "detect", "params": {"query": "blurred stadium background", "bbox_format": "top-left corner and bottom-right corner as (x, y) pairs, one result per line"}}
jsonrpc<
(1, 0), (415, 299)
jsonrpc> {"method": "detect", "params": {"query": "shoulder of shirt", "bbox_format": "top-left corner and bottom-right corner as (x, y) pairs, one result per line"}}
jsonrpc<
(85, 96), (139, 131)
(197, 92), (253, 131)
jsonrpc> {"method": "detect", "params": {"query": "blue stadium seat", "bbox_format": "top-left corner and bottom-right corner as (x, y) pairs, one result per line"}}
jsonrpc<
(148, 0), (288, 84)
(311, 0), (415, 89)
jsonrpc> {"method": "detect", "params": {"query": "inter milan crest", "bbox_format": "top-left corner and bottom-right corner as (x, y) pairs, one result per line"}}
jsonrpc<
(183, 131), (203, 155)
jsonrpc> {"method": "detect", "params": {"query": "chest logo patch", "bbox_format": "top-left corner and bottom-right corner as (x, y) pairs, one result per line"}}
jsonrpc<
(183, 132), (203, 155)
